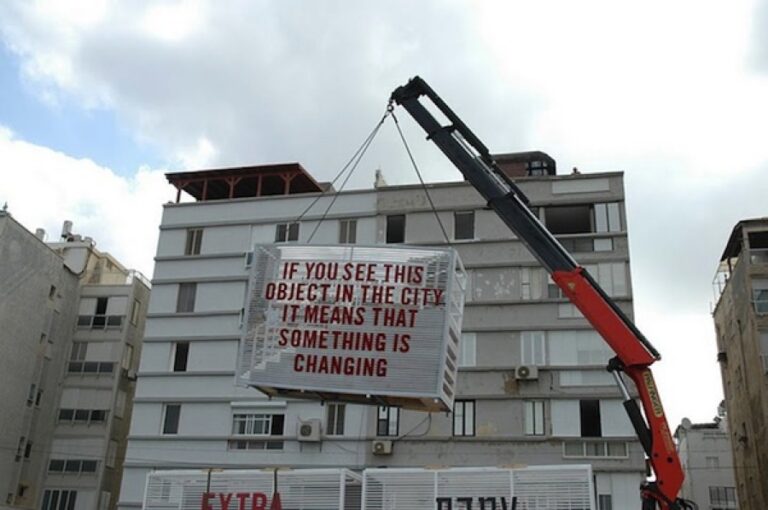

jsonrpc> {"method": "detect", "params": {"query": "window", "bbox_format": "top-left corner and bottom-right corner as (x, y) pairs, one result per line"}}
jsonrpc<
(27, 384), (36, 405)
(176, 283), (196, 313)
(71, 342), (87, 361)
(339, 219), (357, 244)
(454, 211), (475, 240)
(377, 406), (400, 437)
(48, 285), (57, 300)
(275, 223), (299, 243)
(520, 331), (546, 366)
(326, 403), (346, 436)
(41, 489), (77, 510)
(584, 263), (627, 297)
(24, 441), (32, 459)
(453, 400), (475, 437)
(115, 391), (127, 419)
(545, 205), (592, 234)
(753, 280), (768, 314)
(162, 404), (181, 434)
(459, 333), (476, 367)
(563, 440), (627, 458)
(185, 228), (203, 255)
(171, 341), (189, 372)
(520, 268), (543, 300)
(524, 400), (545, 436)
(100, 492), (111, 510)
(580, 399), (602, 437)
(58, 409), (108, 424)
(93, 297), (108, 327)
(121, 344), (134, 371)
(106, 441), (117, 468)
(15, 437), (24, 461)
(386, 215), (405, 243)
(67, 362), (114, 375)
(594, 203), (621, 233)
(598, 494), (612, 510)
(232, 413), (284, 436)
(709, 486), (737, 507)
(48, 459), (97, 474)
(130, 299), (141, 325)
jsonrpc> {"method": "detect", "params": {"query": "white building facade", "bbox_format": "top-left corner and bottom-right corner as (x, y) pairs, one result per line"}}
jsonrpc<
(119, 159), (645, 510)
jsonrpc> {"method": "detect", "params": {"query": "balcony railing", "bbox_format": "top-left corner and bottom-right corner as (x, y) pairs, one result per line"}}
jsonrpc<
(67, 361), (115, 375)
(77, 315), (123, 329)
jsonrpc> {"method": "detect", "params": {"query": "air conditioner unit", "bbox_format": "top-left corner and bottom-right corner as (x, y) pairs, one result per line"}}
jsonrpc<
(372, 439), (393, 455)
(126, 369), (137, 381)
(515, 365), (539, 380)
(297, 419), (321, 442)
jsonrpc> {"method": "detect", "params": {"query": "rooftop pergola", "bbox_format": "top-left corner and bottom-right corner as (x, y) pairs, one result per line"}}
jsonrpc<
(166, 163), (327, 202)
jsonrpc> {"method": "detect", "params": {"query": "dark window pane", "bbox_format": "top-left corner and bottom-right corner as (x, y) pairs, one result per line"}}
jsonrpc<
(580, 399), (602, 437)
(81, 460), (97, 472)
(454, 211), (475, 240)
(545, 205), (592, 234)
(270, 414), (285, 435)
(95, 298), (108, 315)
(90, 410), (107, 422)
(49, 459), (65, 472)
(163, 404), (181, 434)
(64, 460), (80, 473)
(83, 362), (99, 373)
(386, 215), (405, 243)
(99, 362), (114, 373)
(287, 223), (299, 241)
(74, 410), (89, 421)
(67, 491), (77, 510)
(59, 409), (74, 421)
(173, 342), (189, 372)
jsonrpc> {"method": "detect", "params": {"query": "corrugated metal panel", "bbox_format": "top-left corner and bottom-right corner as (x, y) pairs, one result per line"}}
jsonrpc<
(144, 469), (362, 510)
(237, 244), (466, 412)
(363, 466), (595, 510)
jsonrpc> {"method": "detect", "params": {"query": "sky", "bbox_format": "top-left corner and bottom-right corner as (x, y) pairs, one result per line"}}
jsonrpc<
(1, 0), (767, 430)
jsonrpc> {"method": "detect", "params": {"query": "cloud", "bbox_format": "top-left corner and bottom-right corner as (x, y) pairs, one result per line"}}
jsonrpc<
(0, 126), (171, 276)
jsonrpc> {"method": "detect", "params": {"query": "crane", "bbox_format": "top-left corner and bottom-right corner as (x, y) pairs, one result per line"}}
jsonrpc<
(390, 76), (696, 510)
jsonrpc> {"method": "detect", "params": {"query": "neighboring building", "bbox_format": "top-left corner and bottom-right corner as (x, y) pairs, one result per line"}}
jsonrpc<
(0, 212), (150, 510)
(712, 218), (768, 510)
(675, 404), (738, 509)
(0, 212), (80, 510)
(119, 157), (644, 510)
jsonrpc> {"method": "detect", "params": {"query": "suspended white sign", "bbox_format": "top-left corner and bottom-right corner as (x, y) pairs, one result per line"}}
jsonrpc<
(237, 244), (466, 412)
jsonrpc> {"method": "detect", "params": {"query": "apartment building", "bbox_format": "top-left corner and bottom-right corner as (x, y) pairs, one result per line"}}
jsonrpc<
(0, 212), (150, 510)
(712, 218), (768, 510)
(0, 212), (80, 510)
(675, 404), (739, 509)
(119, 156), (644, 510)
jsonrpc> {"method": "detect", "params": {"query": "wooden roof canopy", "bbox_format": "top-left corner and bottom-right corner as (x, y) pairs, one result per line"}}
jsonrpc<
(166, 163), (328, 202)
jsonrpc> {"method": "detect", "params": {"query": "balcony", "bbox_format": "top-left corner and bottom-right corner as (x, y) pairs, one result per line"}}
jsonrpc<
(67, 361), (115, 375)
(77, 314), (123, 329)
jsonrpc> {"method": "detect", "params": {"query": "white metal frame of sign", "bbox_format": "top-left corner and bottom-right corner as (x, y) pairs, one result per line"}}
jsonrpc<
(236, 244), (466, 412)
(362, 466), (596, 510)
(143, 469), (362, 510)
